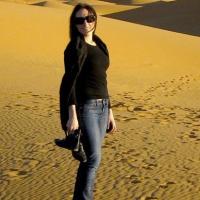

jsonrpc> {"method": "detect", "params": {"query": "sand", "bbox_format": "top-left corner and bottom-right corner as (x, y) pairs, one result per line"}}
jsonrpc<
(1, 0), (200, 199)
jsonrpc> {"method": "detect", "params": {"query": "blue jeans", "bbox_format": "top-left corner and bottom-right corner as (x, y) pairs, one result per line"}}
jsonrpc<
(73, 98), (109, 200)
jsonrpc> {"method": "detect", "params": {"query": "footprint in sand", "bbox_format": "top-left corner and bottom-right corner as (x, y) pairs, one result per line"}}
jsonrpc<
(133, 106), (147, 112)
(188, 131), (198, 139)
(4, 105), (12, 109)
(142, 162), (157, 170)
(112, 102), (126, 111)
(143, 74), (198, 99)
(158, 181), (176, 189)
(2, 169), (30, 180)
(132, 178), (141, 184)
(22, 157), (40, 169)
(31, 94), (40, 97)
(123, 117), (138, 122)
(194, 115), (200, 119)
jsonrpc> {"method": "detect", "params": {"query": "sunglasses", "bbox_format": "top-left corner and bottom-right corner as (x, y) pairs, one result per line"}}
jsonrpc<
(74, 15), (96, 25)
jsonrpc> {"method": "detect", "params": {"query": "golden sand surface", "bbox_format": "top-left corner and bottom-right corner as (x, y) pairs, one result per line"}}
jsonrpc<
(1, 0), (200, 199)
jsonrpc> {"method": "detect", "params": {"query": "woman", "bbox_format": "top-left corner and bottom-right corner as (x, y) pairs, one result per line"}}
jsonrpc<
(59, 3), (116, 200)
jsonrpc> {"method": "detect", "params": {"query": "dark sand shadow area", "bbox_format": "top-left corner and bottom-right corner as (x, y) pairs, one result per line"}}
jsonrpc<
(30, 1), (48, 6)
(100, 0), (135, 5)
(102, 0), (200, 37)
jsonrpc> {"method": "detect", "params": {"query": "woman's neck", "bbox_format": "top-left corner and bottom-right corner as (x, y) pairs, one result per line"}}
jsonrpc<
(84, 33), (94, 44)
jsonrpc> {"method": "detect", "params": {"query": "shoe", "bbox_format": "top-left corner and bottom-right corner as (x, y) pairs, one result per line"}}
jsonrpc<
(54, 138), (69, 149)
(72, 143), (87, 163)
(54, 138), (87, 163)
(54, 133), (79, 150)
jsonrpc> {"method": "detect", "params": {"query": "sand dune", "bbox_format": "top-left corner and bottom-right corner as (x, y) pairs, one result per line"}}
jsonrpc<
(30, 0), (136, 15)
(1, 0), (200, 200)
(29, 0), (68, 9)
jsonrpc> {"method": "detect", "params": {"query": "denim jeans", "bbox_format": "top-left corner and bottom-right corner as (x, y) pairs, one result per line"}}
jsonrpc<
(73, 98), (109, 200)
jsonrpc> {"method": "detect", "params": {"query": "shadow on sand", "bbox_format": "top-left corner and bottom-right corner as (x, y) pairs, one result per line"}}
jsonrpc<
(29, 1), (48, 6)
(99, 0), (137, 5)
(102, 0), (200, 37)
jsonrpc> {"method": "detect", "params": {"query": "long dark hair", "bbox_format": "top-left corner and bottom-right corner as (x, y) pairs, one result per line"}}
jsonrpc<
(69, 3), (97, 41)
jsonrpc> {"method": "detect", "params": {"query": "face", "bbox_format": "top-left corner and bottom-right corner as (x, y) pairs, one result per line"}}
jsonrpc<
(75, 8), (96, 36)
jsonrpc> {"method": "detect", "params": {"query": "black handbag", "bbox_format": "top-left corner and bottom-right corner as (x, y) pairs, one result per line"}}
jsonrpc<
(55, 128), (87, 163)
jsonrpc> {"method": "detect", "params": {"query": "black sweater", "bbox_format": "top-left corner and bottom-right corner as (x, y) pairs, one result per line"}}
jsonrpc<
(60, 35), (111, 131)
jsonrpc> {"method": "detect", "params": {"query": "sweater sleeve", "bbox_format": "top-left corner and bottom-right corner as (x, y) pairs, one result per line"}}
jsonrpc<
(68, 86), (77, 106)
(64, 41), (78, 75)
(64, 42), (77, 106)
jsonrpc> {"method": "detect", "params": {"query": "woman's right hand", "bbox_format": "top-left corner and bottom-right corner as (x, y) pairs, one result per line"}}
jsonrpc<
(66, 105), (79, 132)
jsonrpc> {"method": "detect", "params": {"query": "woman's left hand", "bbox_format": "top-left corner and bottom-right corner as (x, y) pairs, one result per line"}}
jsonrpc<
(107, 108), (117, 133)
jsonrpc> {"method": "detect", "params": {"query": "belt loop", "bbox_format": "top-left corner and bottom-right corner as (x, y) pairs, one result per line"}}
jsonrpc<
(103, 99), (105, 105)
(102, 99), (104, 111)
